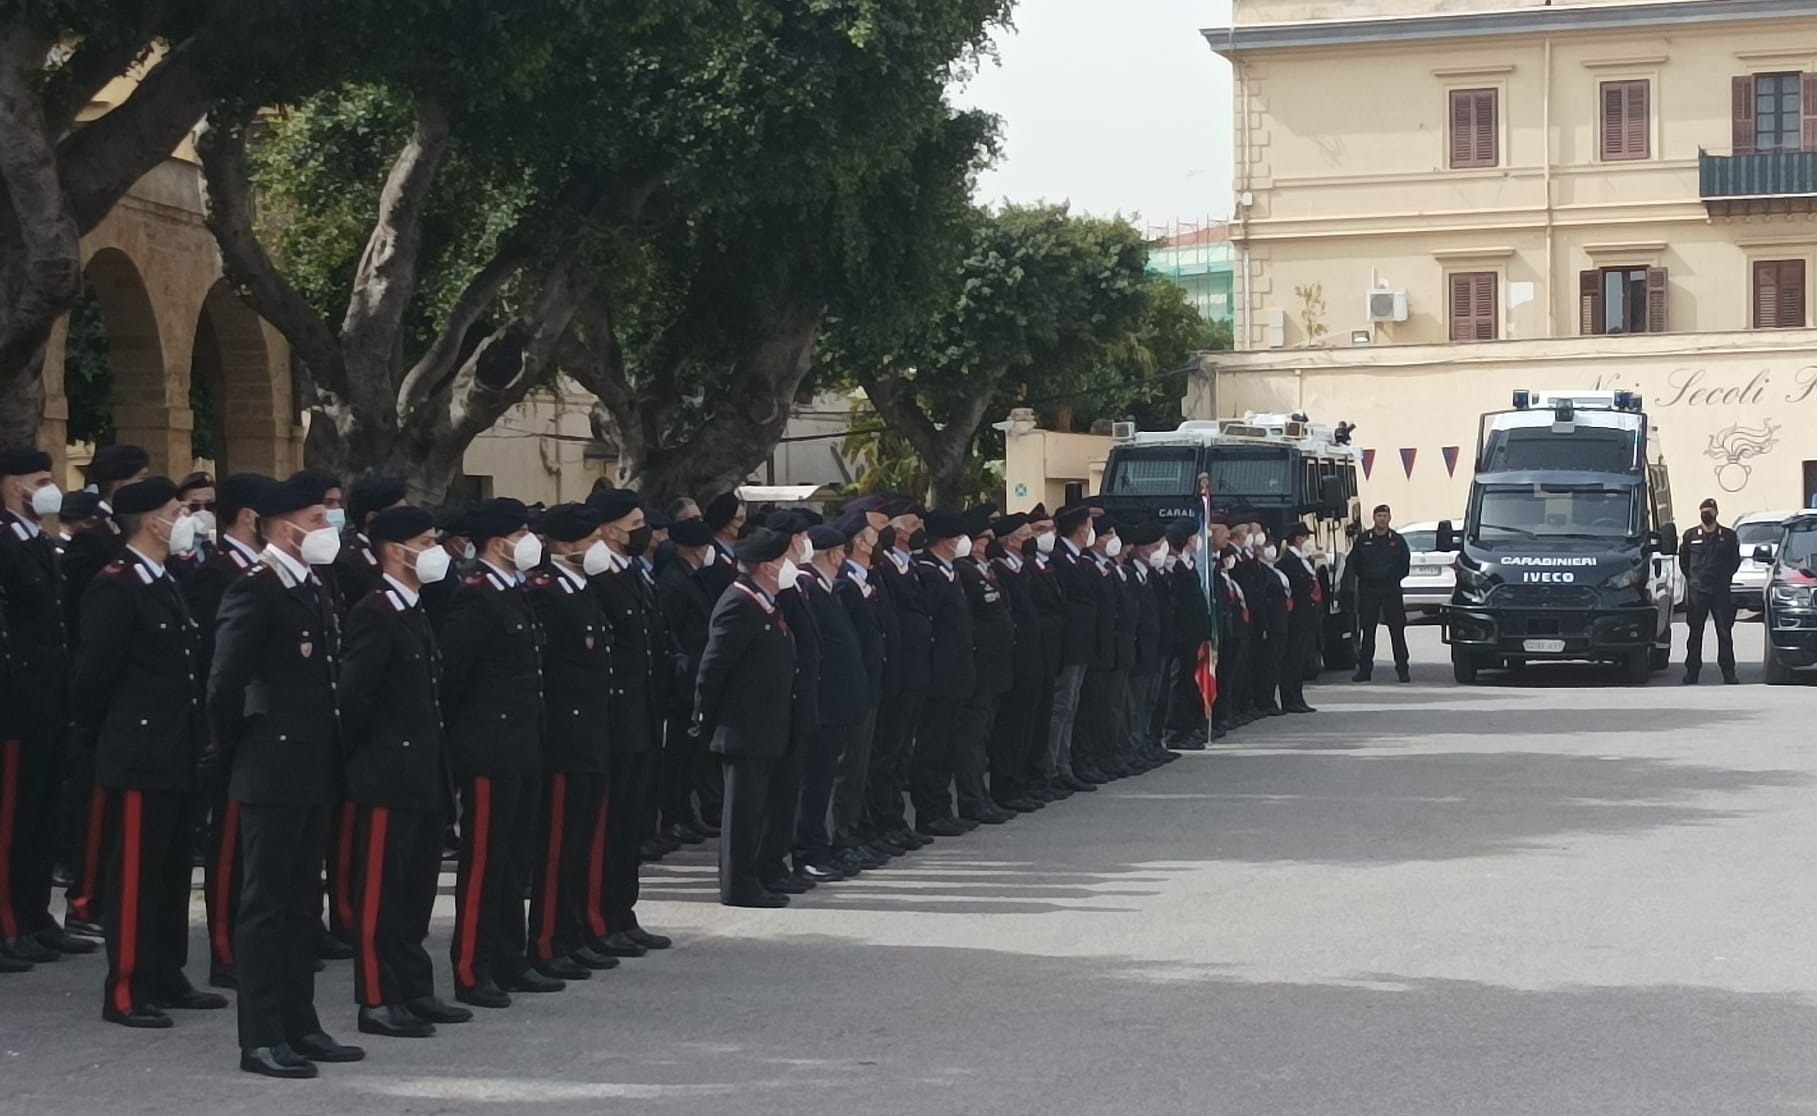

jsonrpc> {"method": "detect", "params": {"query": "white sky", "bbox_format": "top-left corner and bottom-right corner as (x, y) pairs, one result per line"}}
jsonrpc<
(951, 0), (1236, 231)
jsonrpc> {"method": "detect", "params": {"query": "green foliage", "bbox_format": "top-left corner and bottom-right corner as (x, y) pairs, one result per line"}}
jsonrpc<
(62, 285), (113, 447)
(844, 405), (998, 505)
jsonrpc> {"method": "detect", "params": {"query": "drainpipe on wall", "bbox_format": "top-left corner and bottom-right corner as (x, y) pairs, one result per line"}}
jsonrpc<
(1234, 55), (1251, 361)
(1543, 36), (1556, 337)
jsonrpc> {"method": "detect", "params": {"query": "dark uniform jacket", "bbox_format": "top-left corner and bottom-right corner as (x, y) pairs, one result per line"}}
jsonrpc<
(1084, 552), (1120, 670)
(333, 531), (385, 612)
(207, 552), (342, 806)
(1679, 523), (1741, 594)
(1168, 558), (1215, 652)
(593, 561), (657, 752)
(696, 539), (738, 603)
(337, 581), (446, 811)
(1282, 550), (1322, 629)
(803, 566), (867, 726)
(1026, 551), (1066, 678)
(59, 524), (116, 652)
(527, 566), (612, 774)
(438, 564), (544, 779)
(779, 574), (822, 742)
(1347, 528), (1411, 591)
(636, 558), (679, 717)
(1053, 540), (1101, 669)
(992, 554), (1046, 691)
(958, 556), (1014, 698)
(184, 537), (260, 691)
(1108, 560), (1140, 673)
(1252, 559), (1290, 636)
(1129, 563), (1163, 676)
(0, 511), (67, 732)
(694, 578), (797, 759)
(656, 557), (716, 710)
(917, 555), (976, 700)
(835, 563), (886, 709)
(71, 548), (203, 793)
(1215, 559), (1251, 647)
(875, 549), (931, 693)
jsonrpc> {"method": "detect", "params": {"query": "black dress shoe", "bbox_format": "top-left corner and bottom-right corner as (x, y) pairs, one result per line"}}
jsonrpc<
(637, 838), (669, 862)
(763, 875), (812, 895)
(569, 946), (621, 970)
(535, 956), (591, 980)
(916, 816), (970, 837)
(1075, 766), (1110, 784)
(65, 917), (105, 939)
(104, 1004), (174, 1029)
(625, 927), (672, 950)
(455, 981), (511, 1009)
(293, 1031), (366, 1062)
(406, 996), (474, 1024)
(3, 936), (58, 963)
(154, 988), (229, 1010)
(723, 893), (789, 909)
(832, 848), (867, 876)
(663, 823), (706, 846)
(208, 964), (238, 989)
(358, 1004), (436, 1038)
(502, 969), (565, 993)
(594, 931), (648, 957)
(961, 809), (1012, 826)
(1059, 773), (1096, 793)
(797, 859), (845, 883)
(1396, 666), (1412, 683)
(891, 826), (931, 848)
(37, 927), (98, 954)
(0, 954), (30, 974)
(694, 821), (721, 838)
(313, 932), (354, 961)
(241, 1046), (318, 1079)
(1723, 672), (1740, 685)
(1283, 704), (1317, 714)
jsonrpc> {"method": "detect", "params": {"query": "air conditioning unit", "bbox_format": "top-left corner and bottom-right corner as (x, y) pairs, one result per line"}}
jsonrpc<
(1367, 289), (1409, 323)
(1110, 420), (1137, 442)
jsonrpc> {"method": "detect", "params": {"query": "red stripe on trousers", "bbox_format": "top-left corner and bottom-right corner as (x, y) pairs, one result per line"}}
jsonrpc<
(0, 741), (19, 939)
(112, 790), (144, 1014)
(358, 807), (389, 1008)
(454, 778), (491, 988)
(211, 800), (240, 965)
(70, 785), (106, 923)
(585, 794), (608, 940)
(536, 773), (566, 962)
(333, 802), (357, 932)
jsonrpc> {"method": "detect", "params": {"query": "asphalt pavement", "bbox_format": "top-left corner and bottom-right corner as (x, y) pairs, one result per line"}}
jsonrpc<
(6, 618), (1816, 1115)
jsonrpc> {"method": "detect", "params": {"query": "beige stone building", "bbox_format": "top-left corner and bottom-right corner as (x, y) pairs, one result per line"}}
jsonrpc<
(1198, 0), (1817, 525)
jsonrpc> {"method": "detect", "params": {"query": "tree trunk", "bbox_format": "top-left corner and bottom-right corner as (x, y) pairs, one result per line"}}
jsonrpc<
(0, 345), (45, 445)
(855, 364), (1002, 510)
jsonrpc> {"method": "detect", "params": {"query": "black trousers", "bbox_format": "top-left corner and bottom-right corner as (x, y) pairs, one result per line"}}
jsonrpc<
(204, 790), (243, 973)
(449, 775), (534, 992)
(865, 689), (923, 832)
(660, 708), (702, 828)
(1215, 638), (1248, 727)
(1025, 676), (1057, 784)
(602, 750), (653, 934)
(1280, 622), (1317, 709)
(235, 802), (329, 1049)
(990, 686), (1038, 802)
(1164, 648), (1208, 733)
(1, 730), (61, 939)
(59, 735), (93, 918)
(1098, 669), (1130, 763)
(719, 755), (774, 903)
(692, 742), (724, 828)
(953, 694), (998, 819)
(757, 735), (804, 882)
(1685, 588), (1736, 676)
(1074, 669), (1111, 770)
(909, 698), (961, 823)
(829, 707), (877, 847)
(1123, 671), (1162, 753)
(530, 771), (602, 965)
(1356, 588), (1410, 669)
(1253, 626), (1285, 711)
(102, 788), (195, 1014)
(351, 804), (441, 1009)
(325, 799), (358, 943)
(796, 720), (855, 855)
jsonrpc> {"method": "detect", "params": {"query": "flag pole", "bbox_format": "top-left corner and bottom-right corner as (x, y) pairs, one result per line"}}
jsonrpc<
(1196, 471), (1219, 731)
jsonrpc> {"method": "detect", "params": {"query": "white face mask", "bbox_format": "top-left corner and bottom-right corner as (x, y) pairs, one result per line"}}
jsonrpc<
(777, 559), (800, 586)
(326, 508), (347, 532)
(1035, 532), (1056, 554)
(413, 545), (452, 584)
(1222, 554), (1237, 571)
(165, 514), (198, 557)
(700, 546), (717, 568)
(30, 482), (63, 518)
(191, 508), (217, 541)
(1147, 548), (1167, 571)
(463, 543), (477, 561)
(799, 540), (815, 564)
(1103, 535), (1122, 558)
(1085, 526), (1097, 549)
(1262, 545), (1278, 562)
(1164, 553), (1179, 571)
(511, 533), (544, 571)
(300, 525), (342, 565)
(582, 540), (613, 576)
(954, 535), (973, 560)
(1254, 531), (1267, 547)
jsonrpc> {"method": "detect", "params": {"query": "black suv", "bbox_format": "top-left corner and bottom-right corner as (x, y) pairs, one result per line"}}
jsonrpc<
(1761, 512), (1817, 684)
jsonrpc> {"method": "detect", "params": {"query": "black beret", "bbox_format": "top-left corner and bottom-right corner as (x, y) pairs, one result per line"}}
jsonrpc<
(177, 471), (213, 494)
(589, 487), (642, 525)
(1699, 497), (1718, 510)
(1056, 505), (1091, 536)
(834, 511), (870, 540)
(0, 446), (52, 477)
(465, 497), (530, 544)
(669, 518), (714, 547)
(645, 509), (673, 531)
(87, 444), (151, 485)
(1282, 522), (1313, 542)
(59, 490), (103, 519)
(255, 478), (322, 519)
(539, 503), (601, 543)
(841, 495), (885, 517)
(1165, 518), (1198, 547)
(1124, 520), (1166, 547)
(961, 507), (995, 538)
(878, 498), (911, 518)
(219, 473), (271, 514)
(704, 491), (743, 530)
(766, 508), (811, 535)
(923, 510), (965, 542)
(349, 476), (407, 523)
(1027, 502), (1050, 521)
(287, 467), (342, 502)
(994, 513), (1029, 536)
(112, 476), (179, 516)
(733, 526), (791, 564)
(806, 524), (847, 552)
(369, 506), (435, 543)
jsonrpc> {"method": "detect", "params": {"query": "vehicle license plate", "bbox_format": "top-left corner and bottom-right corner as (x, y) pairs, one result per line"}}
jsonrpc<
(1415, 565), (1444, 576)
(1523, 639), (1566, 653)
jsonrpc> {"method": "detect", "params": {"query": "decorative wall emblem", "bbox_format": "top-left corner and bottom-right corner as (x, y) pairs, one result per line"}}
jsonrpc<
(1705, 420), (1780, 493)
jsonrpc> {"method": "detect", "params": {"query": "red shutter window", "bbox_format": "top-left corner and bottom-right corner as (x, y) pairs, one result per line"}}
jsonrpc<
(1579, 270), (1604, 335)
(1733, 75), (1757, 155)
(1600, 80), (1649, 161)
(1449, 272), (1498, 341)
(1449, 88), (1498, 169)
(1754, 260), (1807, 329)
(1645, 267), (1669, 333)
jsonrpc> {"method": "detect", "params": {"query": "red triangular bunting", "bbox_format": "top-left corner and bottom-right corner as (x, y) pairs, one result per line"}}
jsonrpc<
(1361, 448), (1376, 479)
(1400, 447), (1417, 477)
(1442, 445), (1460, 476)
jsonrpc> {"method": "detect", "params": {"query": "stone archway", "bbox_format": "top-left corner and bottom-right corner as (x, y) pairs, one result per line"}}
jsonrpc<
(76, 246), (192, 473)
(191, 280), (291, 477)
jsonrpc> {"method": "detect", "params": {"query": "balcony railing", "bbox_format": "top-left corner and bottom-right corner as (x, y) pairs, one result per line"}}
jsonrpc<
(1700, 148), (1817, 215)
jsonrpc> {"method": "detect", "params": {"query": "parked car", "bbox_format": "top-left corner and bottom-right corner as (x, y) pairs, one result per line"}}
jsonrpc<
(1732, 510), (1795, 613)
(1762, 510), (1817, 684)
(1396, 521), (1457, 615)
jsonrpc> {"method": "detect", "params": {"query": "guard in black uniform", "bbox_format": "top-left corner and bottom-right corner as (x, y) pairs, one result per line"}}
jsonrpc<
(1021, 508), (1069, 799)
(337, 506), (473, 1038)
(1347, 504), (1412, 683)
(655, 517), (719, 843)
(954, 512), (1015, 824)
(909, 511), (977, 834)
(1681, 497), (1742, 685)
(987, 514), (1046, 812)
(1278, 524), (1321, 715)
(694, 528), (798, 907)
(830, 514), (890, 870)
(209, 477), (364, 1078)
(867, 505), (933, 849)
(333, 476), (406, 610)
(438, 498), (559, 1008)
(71, 478), (227, 1026)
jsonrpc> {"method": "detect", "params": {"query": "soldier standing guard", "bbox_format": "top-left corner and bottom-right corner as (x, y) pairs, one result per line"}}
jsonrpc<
(208, 476), (364, 1078)
(337, 506), (474, 1038)
(71, 477), (228, 1027)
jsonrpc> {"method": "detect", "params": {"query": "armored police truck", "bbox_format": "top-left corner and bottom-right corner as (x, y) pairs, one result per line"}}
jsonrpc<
(1437, 390), (1679, 684)
(1101, 413), (1363, 670)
